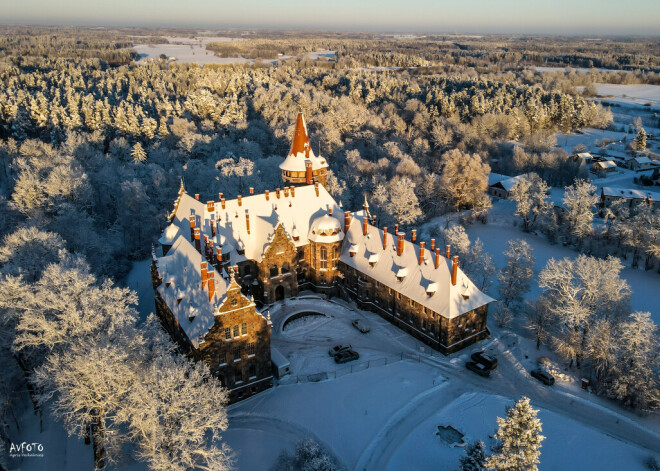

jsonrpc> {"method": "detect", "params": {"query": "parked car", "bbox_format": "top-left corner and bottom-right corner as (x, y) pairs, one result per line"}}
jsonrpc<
(328, 344), (352, 357)
(471, 351), (498, 370)
(352, 319), (370, 333)
(334, 350), (360, 364)
(531, 369), (555, 385)
(466, 361), (490, 378)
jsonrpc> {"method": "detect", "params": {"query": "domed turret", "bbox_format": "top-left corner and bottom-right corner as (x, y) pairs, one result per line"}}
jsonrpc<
(308, 211), (344, 243)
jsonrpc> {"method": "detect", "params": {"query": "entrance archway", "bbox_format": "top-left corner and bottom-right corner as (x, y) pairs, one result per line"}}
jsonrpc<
(275, 285), (285, 301)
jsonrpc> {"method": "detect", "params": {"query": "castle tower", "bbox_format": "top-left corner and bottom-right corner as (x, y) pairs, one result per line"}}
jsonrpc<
(280, 112), (329, 188)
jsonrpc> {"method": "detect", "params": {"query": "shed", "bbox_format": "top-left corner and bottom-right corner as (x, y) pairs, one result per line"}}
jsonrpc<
(271, 347), (291, 378)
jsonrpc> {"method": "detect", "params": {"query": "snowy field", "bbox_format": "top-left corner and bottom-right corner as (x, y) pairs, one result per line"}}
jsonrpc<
(592, 83), (660, 108)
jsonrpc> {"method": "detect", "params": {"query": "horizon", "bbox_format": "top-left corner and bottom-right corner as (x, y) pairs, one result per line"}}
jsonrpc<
(2, 0), (660, 36)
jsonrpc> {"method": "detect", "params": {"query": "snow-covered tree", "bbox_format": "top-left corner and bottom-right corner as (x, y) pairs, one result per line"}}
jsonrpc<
(498, 240), (535, 308)
(485, 397), (544, 471)
(131, 142), (147, 163)
(633, 128), (647, 151)
(526, 298), (552, 350)
(438, 149), (491, 213)
(0, 227), (66, 282)
(457, 440), (488, 471)
(122, 354), (232, 471)
(273, 438), (344, 471)
(509, 173), (550, 232)
(562, 179), (598, 246)
(538, 255), (631, 367)
(385, 176), (422, 226)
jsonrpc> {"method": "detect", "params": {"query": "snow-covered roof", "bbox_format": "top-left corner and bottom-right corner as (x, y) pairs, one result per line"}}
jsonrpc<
(168, 184), (343, 264)
(308, 213), (345, 243)
(487, 172), (507, 186)
(576, 152), (593, 160)
(594, 161), (617, 169)
(279, 113), (328, 172)
(601, 187), (660, 202)
(339, 216), (494, 319)
(633, 157), (653, 164)
(155, 234), (230, 348)
(489, 174), (526, 192)
(158, 223), (182, 245)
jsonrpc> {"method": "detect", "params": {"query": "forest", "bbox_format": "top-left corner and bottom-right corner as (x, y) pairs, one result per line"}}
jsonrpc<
(0, 27), (658, 471)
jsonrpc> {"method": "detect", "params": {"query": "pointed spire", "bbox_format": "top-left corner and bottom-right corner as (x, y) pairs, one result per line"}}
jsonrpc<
(289, 112), (310, 157)
(363, 194), (371, 219)
(179, 177), (186, 194)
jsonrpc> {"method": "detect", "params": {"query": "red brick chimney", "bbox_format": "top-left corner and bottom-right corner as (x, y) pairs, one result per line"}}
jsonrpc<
(284, 187), (290, 197)
(237, 195), (242, 207)
(435, 248), (441, 269)
(209, 240), (214, 260)
(249, 187), (254, 194)
(430, 238), (435, 252)
(344, 211), (351, 233)
(362, 216), (368, 236)
(412, 229), (417, 243)
(207, 271), (215, 302)
(265, 190), (270, 201)
(210, 220), (215, 237)
(203, 235), (209, 258)
(394, 224), (399, 235)
(452, 256), (459, 286)
(382, 227), (388, 250)
(207, 201), (215, 212)
(194, 194), (200, 200)
(276, 188), (281, 199)
(201, 261), (208, 289)
(314, 181), (319, 196)
(372, 215), (377, 225)
(397, 233), (405, 256)
(221, 198), (226, 210)
(188, 215), (195, 240)
(245, 210), (250, 235)
(305, 160), (313, 185)
(218, 192), (223, 200)
(291, 186), (295, 197)
(216, 246), (222, 265)
(418, 241), (425, 265)
(329, 208), (333, 215)
(446, 245), (451, 259)
(194, 228), (201, 252)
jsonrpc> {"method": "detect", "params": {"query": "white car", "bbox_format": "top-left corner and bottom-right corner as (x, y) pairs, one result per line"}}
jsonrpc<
(351, 319), (370, 333)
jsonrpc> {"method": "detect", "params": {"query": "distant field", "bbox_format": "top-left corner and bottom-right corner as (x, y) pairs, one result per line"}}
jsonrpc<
(593, 83), (660, 107)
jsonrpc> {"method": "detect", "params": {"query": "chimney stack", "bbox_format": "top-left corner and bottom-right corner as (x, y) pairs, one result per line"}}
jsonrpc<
(382, 227), (388, 250)
(210, 220), (215, 237)
(249, 187), (254, 195)
(207, 271), (215, 302)
(203, 235), (209, 258)
(372, 215), (377, 226)
(194, 228), (201, 252)
(216, 246), (222, 265)
(291, 186), (295, 197)
(418, 241), (425, 265)
(207, 201), (215, 212)
(397, 233), (405, 256)
(430, 238), (435, 252)
(329, 208), (333, 215)
(394, 224), (399, 235)
(245, 210), (250, 235)
(446, 245), (451, 259)
(305, 160), (313, 185)
(452, 256), (459, 286)
(314, 182), (319, 196)
(362, 216), (368, 236)
(201, 261), (208, 289)
(344, 211), (351, 233)
(412, 229), (417, 243)
(218, 192), (223, 200)
(265, 190), (270, 201)
(194, 193), (200, 200)
(276, 188), (281, 199)
(237, 195), (242, 207)
(209, 240), (214, 260)
(221, 198), (226, 210)
(435, 248), (441, 269)
(188, 215), (195, 240)
(283, 187), (289, 197)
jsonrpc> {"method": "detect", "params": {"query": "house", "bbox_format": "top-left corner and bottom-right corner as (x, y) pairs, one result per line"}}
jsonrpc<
(573, 152), (593, 166)
(629, 156), (653, 171)
(599, 187), (660, 212)
(488, 174), (526, 198)
(153, 112), (495, 402)
(591, 160), (618, 175)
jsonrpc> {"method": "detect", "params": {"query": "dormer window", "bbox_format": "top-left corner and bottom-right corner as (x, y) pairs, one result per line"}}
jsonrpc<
(349, 244), (358, 257)
(396, 267), (408, 281)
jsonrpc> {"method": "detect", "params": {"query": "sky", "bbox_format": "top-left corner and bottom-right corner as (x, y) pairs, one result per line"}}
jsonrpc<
(1, 0), (659, 35)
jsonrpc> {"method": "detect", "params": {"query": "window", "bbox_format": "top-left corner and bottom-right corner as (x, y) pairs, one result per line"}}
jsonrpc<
(298, 249), (305, 260)
(333, 246), (339, 263)
(281, 262), (290, 274)
(248, 364), (256, 379)
(247, 342), (256, 356)
(320, 246), (327, 269)
(241, 323), (247, 335)
(233, 325), (239, 337)
(270, 265), (278, 277)
(224, 327), (231, 340)
(233, 346), (241, 361)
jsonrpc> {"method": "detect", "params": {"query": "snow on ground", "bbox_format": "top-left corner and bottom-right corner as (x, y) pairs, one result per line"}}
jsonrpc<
(592, 84), (660, 108)
(123, 259), (155, 323)
(387, 391), (656, 471)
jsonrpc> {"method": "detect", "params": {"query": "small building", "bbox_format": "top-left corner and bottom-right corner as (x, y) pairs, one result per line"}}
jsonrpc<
(591, 160), (618, 175)
(488, 174), (526, 199)
(573, 152), (593, 166)
(600, 187), (660, 212)
(629, 156), (653, 171)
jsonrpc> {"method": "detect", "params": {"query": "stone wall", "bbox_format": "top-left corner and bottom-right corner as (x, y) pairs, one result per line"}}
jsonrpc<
(257, 223), (299, 303)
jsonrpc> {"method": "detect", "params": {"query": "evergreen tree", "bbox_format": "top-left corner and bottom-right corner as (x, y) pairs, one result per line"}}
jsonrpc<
(131, 142), (147, 164)
(634, 128), (647, 151)
(485, 397), (545, 471)
(457, 440), (488, 471)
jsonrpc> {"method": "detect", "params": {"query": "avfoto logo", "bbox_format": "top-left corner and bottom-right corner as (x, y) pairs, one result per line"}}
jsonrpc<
(9, 441), (45, 458)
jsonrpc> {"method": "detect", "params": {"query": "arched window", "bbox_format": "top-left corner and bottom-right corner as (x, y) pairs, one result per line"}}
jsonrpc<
(320, 247), (327, 269)
(270, 265), (278, 277)
(281, 262), (290, 274)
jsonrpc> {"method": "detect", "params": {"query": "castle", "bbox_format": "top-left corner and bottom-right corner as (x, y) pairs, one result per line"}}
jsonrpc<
(152, 112), (493, 402)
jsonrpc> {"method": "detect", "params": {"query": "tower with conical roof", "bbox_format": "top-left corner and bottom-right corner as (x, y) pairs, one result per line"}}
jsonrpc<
(279, 112), (329, 188)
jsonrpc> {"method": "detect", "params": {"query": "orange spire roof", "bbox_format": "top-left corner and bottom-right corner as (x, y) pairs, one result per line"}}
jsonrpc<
(289, 112), (310, 157)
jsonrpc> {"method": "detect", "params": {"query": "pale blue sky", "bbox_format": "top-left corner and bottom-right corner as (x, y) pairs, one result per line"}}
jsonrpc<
(2, 0), (659, 35)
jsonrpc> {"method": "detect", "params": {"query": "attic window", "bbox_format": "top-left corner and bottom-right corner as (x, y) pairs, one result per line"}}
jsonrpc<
(165, 282), (171, 288)
(237, 247), (245, 256)
(426, 282), (438, 296)
(188, 315), (196, 322)
(176, 298), (183, 305)
(349, 244), (358, 257)
(368, 254), (379, 267)
(396, 267), (408, 281)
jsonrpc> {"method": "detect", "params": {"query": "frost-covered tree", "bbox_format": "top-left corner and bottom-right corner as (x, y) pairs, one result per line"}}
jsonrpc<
(509, 173), (550, 232)
(438, 149), (491, 213)
(0, 227), (66, 282)
(385, 176), (422, 226)
(123, 354), (232, 471)
(485, 397), (544, 471)
(526, 298), (553, 350)
(131, 142), (147, 163)
(498, 240), (535, 308)
(562, 179), (597, 246)
(457, 440), (488, 471)
(273, 438), (344, 471)
(634, 128), (647, 151)
(538, 255), (631, 367)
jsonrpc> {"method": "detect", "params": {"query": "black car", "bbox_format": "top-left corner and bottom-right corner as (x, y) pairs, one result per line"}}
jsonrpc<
(334, 350), (360, 364)
(471, 351), (498, 370)
(531, 369), (555, 385)
(466, 361), (491, 377)
(328, 344), (352, 357)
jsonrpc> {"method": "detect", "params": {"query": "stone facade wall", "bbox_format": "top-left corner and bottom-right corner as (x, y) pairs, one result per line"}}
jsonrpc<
(257, 224), (299, 303)
(305, 240), (341, 287)
(338, 261), (488, 354)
